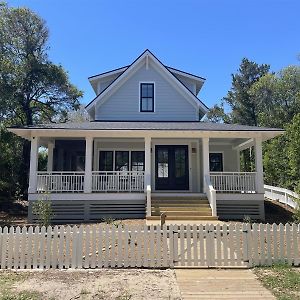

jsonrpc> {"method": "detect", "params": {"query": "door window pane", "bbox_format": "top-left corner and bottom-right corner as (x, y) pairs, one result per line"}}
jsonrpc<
(131, 151), (145, 171)
(157, 149), (168, 178)
(175, 148), (186, 178)
(209, 153), (223, 172)
(99, 151), (113, 171)
(115, 151), (129, 171)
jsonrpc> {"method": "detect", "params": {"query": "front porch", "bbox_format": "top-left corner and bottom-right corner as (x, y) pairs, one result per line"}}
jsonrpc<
(27, 133), (265, 223)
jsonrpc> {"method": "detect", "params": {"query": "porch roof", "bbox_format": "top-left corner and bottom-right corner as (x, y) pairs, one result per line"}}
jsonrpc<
(9, 121), (283, 132)
(8, 121), (284, 141)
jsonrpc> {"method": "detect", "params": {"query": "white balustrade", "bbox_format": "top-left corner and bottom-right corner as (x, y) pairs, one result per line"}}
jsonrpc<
(210, 172), (257, 193)
(37, 172), (85, 193)
(204, 175), (217, 216)
(92, 171), (144, 192)
(264, 184), (299, 209)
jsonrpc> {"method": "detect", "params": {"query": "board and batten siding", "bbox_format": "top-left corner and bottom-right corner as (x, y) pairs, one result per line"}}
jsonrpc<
(95, 61), (199, 121)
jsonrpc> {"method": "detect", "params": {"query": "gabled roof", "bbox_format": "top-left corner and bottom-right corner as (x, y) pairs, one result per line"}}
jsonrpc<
(85, 49), (209, 114)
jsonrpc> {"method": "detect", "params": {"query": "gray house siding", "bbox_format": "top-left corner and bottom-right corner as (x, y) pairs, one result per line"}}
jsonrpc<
(95, 62), (199, 121)
(173, 74), (196, 95)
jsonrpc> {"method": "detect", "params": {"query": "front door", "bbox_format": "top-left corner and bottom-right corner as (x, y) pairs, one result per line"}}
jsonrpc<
(155, 145), (189, 190)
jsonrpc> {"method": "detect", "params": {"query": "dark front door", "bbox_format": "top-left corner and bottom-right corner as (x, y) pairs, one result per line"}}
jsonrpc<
(155, 145), (189, 190)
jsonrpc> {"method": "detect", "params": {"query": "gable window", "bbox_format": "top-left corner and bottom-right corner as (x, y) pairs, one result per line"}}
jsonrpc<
(140, 83), (154, 112)
(209, 153), (223, 172)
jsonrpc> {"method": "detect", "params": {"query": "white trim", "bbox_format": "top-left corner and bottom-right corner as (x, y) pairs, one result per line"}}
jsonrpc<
(28, 137), (39, 194)
(8, 127), (283, 141)
(233, 138), (254, 151)
(216, 193), (264, 201)
(28, 193), (145, 201)
(196, 139), (201, 192)
(138, 81), (156, 113)
(254, 137), (264, 193)
(88, 67), (128, 82)
(188, 141), (192, 191)
(202, 137), (209, 190)
(166, 67), (205, 83)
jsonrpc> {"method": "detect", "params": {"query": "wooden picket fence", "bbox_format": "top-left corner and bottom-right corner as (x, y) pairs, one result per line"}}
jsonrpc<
(0, 223), (299, 269)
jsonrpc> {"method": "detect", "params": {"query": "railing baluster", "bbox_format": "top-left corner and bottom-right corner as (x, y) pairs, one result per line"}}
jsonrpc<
(209, 172), (257, 193)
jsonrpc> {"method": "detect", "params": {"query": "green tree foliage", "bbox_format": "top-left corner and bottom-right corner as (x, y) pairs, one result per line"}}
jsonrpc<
(206, 58), (270, 125)
(0, 3), (83, 202)
(207, 58), (300, 193)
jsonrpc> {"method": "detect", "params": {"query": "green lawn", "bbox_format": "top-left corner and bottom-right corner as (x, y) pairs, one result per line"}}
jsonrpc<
(254, 264), (300, 300)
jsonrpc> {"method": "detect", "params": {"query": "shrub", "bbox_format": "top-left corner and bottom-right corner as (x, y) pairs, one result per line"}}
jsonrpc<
(32, 194), (53, 226)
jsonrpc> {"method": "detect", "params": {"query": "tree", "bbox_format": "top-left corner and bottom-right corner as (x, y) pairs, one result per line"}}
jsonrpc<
(223, 58), (270, 125)
(0, 3), (83, 199)
(250, 66), (300, 128)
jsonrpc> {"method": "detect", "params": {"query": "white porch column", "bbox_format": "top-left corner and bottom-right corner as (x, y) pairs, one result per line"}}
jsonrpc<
(202, 137), (210, 190)
(144, 137), (151, 216)
(28, 136), (39, 194)
(254, 137), (264, 193)
(84, 136), (93, 193)
(47, 142), (54, 172)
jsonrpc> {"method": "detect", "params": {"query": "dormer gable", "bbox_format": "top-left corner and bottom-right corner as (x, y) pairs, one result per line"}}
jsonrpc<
(86, 50), (208, 121)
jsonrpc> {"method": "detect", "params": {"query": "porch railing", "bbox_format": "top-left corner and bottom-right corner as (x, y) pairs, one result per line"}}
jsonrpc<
(210, 172), (257, 193)
(37, 171), (85, 193)
(204, 175), (217, 216)
(92, 171), (144, 192)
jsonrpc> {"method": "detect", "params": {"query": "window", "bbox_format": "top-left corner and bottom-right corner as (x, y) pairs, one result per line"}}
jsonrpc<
(115, 151), (129, 171)
(99, 151), (113, 171)
(209, 153), (223, 172)
(140, 83), (154, 112)
(157, 148), (169, 178)
(131, 151), (145, 171)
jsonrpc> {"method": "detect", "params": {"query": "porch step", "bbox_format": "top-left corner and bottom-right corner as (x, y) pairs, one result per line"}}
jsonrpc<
(149, 194), (216, 222)
(152, 206), (211, 211)
(152, 200), (209, 205)
(152, 211), (213, 217)
(152, 196), (207, 201)
(146, 215), (218, 221)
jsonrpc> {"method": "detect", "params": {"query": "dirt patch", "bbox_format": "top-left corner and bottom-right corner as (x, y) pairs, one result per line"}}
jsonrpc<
(264, 199), (294, 224)
(10, 269), (181, 300)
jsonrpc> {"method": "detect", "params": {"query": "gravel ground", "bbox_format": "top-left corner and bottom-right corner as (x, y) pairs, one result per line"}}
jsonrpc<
(5, 269), (181, 300)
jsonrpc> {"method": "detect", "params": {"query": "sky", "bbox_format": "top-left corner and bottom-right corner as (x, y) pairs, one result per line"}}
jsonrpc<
(8, 0), (300, 108)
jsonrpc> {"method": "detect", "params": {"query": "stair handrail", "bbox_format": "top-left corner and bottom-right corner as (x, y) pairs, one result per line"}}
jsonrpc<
(205, 175), (217, 217)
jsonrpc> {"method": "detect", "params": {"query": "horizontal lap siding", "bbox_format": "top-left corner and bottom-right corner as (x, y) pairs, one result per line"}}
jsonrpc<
(209, 144), (239, 172)
(29, 199), (146, 224)
(95, 62), (198, 121)
(217, 200), (265, 221)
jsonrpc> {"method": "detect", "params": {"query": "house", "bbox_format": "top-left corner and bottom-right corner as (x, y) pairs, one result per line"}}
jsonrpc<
(8, 50), (283, 224)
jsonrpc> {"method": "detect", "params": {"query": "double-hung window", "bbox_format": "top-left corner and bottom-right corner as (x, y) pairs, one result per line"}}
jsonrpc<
(209, 153), (223, 172)
(140, 83), (154, 112)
